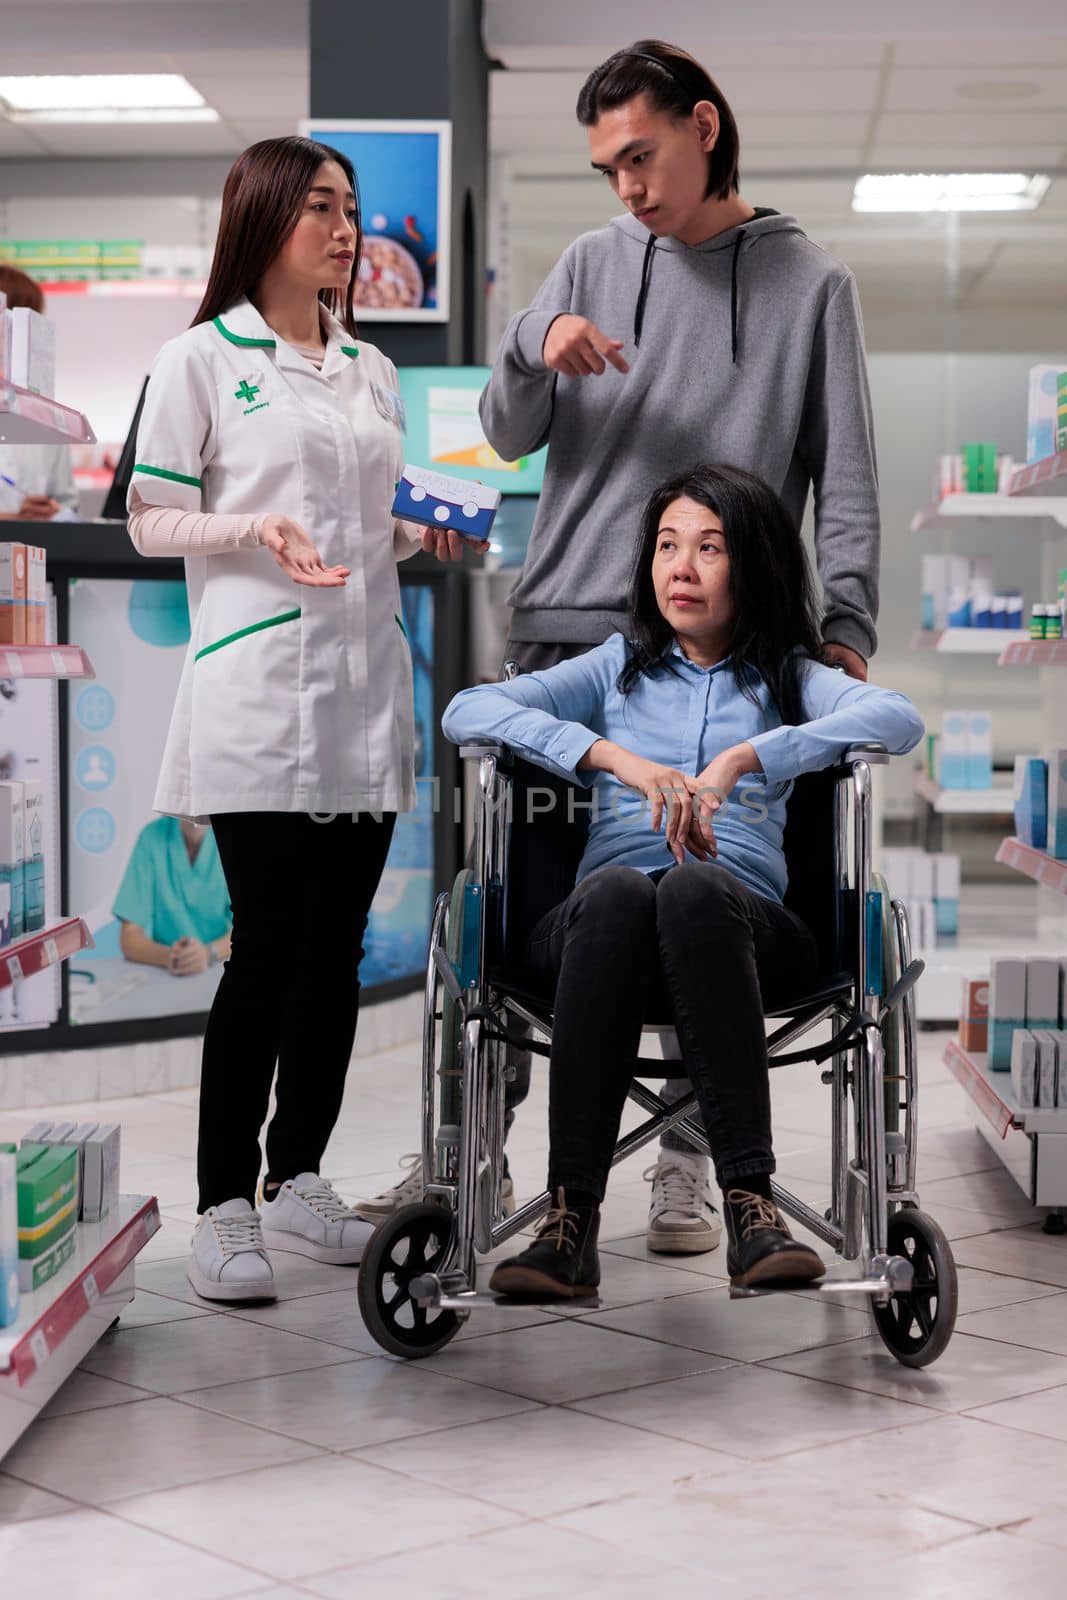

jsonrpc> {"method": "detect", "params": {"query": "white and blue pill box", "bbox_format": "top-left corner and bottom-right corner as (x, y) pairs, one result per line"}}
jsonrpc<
(392, 465), (501, 542)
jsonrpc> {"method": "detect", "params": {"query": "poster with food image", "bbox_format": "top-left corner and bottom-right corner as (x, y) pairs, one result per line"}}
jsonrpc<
(299, 119), (451, 322)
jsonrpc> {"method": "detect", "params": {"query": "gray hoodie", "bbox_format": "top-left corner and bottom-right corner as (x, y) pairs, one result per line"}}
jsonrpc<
(479, 210), (879, 658)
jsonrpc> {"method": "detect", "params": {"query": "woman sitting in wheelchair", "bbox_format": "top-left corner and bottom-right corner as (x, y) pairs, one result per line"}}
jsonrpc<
(442, 463), (923, 1298)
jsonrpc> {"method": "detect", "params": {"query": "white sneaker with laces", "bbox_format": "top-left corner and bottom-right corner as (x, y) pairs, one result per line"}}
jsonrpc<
(354, 1154), (516, 1221)
(645, 1151), (723, 1255)
(260, 1173), (376, 1264)
(187, 1199), (276, 1302)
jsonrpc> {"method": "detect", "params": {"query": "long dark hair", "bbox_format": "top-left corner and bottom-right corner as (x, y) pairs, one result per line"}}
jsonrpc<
(620, 463), (822, 727)
(576, 39), (740, 201)
(192, 136), (362, 336)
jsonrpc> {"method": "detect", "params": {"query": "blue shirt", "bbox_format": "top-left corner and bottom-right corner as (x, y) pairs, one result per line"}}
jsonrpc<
(442, 635), (924, 904)
(112, 816), (231, 945)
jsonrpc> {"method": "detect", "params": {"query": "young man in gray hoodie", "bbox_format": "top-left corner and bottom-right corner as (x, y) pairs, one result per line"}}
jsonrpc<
(360, 40), (880, 1252)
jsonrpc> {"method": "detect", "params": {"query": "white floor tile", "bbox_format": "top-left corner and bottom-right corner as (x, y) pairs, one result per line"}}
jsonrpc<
(228, 1284), (561, 1350)
(550, 1251), (714, 1316)
(110, 1454), (518, 1582)
(768, 1330), (1067, 1413)
(966, 1382), (1067, 1444)
(354, 1404), (732, 1516)
(570, 1361), (929, 1458)
(600, 1232), (727, 1279)
(116, 1289), (216, 1332)
(179, 1355), (539, 1451)
(577, 1283), (871, 1363)
(551, 1463), (972, 1595)
(39, 1369), (154, 1420)
(0, 1506), (271, 1600)
(79, 1312), (358, 1396)
(303, 1521), (717, 1600)
(0, 1473), (78, 1524)
(2, 1396), (320, 1504)
(136, 1252), (364, 1306)
(785, 1529), (1067, 1600)
(767, 1412), (1067, 1527)
(922, 1167), (1045, 1223)
(951, 1225), (1067, 1288)
(423, 1316), (734, 1404)
(956, 1291), (1067, 1355)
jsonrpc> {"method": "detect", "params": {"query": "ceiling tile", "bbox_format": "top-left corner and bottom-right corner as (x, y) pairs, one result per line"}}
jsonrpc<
(885, 65), (1067, 113)
(23, 121), (242, 159)
(892, 38), (1067, 69)
(184, 74), (308, 120)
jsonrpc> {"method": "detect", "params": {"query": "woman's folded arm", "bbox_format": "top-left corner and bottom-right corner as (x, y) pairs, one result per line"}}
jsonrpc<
(747, 658), (924, 784)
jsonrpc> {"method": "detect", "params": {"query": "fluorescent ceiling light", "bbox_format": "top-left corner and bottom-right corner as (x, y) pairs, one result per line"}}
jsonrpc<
(0, 74), (217, 122)
(853, 173), (1050, 213)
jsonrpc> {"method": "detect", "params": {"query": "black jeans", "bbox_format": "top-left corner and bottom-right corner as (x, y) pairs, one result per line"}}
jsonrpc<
(524, 861), (819, 1201)
(197, 810), (395, 1212)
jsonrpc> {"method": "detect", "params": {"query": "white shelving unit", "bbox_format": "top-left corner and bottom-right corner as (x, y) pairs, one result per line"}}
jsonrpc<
(0, 1197), (161, 1454)
(912, 628), (1029, 655)
(0, 382), (95, 446)
(911, 492), (1067, 531)
(999, 639), (1067, 667)
(943, 1042), (1066, 1229)
(912, 772), (1014, 815)
(996, 836), (1067, 897)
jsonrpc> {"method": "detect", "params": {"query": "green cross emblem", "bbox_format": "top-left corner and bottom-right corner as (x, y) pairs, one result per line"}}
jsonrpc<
(235, 379), (260, 404)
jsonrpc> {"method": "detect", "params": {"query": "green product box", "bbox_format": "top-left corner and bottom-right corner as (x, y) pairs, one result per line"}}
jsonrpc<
(962, 441), (998, 493)
(19, 1228), (76, 1294)
(16, 1144), (79, 1262)
(926, 733), (940, 781)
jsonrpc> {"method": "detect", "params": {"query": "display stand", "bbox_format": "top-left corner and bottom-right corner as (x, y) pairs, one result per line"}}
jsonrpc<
(0, 383), (95, 446)
(0, 1197), (161, 1455)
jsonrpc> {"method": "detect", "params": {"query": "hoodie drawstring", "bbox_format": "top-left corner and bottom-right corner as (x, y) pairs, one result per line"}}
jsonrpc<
(634, 226), (748, 362)
(633, 231), (656, 348)
(730, 228), (746, 364)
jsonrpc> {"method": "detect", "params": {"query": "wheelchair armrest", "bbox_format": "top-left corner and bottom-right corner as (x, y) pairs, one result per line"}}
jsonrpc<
(842, 742), (889, 767)
(459, 741), (514, 768)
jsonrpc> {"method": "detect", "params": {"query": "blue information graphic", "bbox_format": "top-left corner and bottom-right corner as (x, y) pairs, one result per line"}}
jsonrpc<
(75, 744), (116, 793)
(75, 685), (116, 733)
(76, 807), (116, 855)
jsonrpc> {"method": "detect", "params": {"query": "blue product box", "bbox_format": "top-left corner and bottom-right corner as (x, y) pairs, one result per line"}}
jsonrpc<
(990, 959), (1028, 1072)
(1048, 749), (1067, 859)
(1013, 756), (1048, 850)
(946, 592), (971, 628)
(0, 1149), (17, 1327)
(973, 596), (993, 628)
(392, 466), (501, 543)
(966, 712), (993, 789)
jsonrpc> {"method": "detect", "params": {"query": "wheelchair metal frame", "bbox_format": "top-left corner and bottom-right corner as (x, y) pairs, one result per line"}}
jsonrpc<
(412, 741), (925, 1317)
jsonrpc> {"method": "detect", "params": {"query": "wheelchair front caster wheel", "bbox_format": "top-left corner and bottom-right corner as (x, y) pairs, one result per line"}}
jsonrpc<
(357, 1202), (462, 1360)
(1043, 1212), (1066, 1236)
(871, 1209), (957, 1368)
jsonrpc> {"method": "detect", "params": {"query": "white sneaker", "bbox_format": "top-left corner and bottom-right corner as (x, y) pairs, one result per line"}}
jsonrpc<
(260, 1174), (376, 1264)
(354, 1154), (516, 1221)
(645, 1152), (723, 1255)
(187, 1199), (276, 1302)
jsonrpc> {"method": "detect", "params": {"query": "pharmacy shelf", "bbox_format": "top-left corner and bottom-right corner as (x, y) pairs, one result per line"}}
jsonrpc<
(911, 493), (1067, 531)
(0, 644), (94, 680)
(999, 638), (1067, 666)
(0, 382), (95, 446)
(944, 1041), (1067, 1225)
(943, 1041), (1067, 1139)
(996, 836), (1067, 896)
(0, 1196), (160, 1455)
(0, 917), (94, 989)
(1008, 451), (1067, 500)
(912, 773), (1015, 815)
(912, 628), (1029, 654)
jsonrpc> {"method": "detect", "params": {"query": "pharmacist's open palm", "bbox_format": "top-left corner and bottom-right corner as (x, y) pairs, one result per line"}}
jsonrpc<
(260, 514), (349, 587)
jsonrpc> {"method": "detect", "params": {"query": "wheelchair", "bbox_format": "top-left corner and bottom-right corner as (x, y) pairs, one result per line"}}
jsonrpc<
(358, 727), (958, 1369)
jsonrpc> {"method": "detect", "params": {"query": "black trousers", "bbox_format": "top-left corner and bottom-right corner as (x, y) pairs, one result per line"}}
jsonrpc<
(524, 862), (819, 1201)
(197, 810), (395, 1212)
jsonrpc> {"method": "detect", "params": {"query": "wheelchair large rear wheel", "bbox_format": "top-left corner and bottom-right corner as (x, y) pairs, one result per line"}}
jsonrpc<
(871, 1208), (957, 1368)
(357, 1202), (462, 1359)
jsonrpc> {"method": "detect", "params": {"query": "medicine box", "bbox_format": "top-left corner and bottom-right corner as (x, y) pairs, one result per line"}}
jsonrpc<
(1033, 1030), (1060, 1108)
(63, 1124), (97, 1218)
(391, 466), (501, 543)
(26, 546), (46, 645)
(8, 308), (55, 399)
(0, 1149), (17, 1328)
(933, 854), (960, 938)
(990, 958), (1028, 1071)
(1014, 757), (1048, 851)
(1011, 1028), (1038, 1107)
(960, 977), (989, 1053)
(1026, 957), (1061, 1032)
(0, 543), (28, 644)
(1048, 749), (1067, 860)
(1058, 1032), (1067, 1109)
(22, 780), (44, 933)
(82, 1123), (120, 1223)
(16, 1143), (78, 1291)
(940, 710), (969, 790)
(966, 712), (993, 789)
(0, 781), (24, 944)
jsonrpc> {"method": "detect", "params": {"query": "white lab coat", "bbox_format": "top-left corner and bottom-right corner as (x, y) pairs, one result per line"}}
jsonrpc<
(128, 296), (421, 822)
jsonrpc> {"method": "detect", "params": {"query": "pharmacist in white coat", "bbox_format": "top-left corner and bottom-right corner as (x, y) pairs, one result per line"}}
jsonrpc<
(128, 136), (485, 1303)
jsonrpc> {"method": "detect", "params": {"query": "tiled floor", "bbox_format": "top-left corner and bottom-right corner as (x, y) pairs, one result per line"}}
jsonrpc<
(2, 1030), (1067, 1599)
